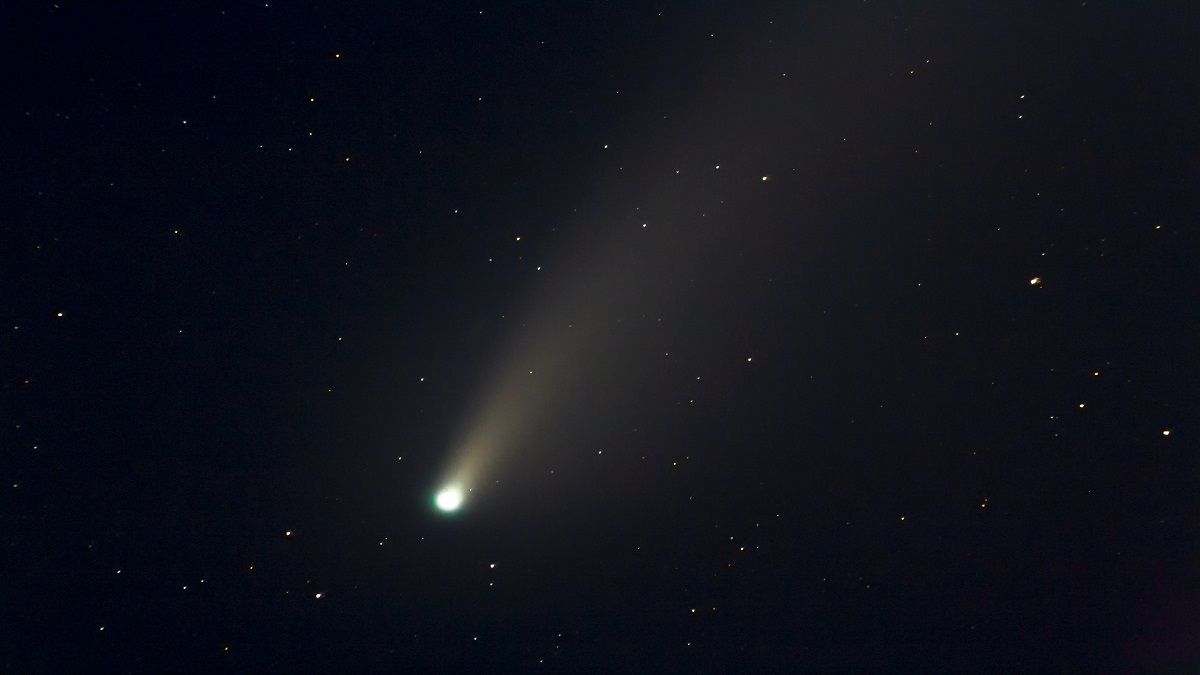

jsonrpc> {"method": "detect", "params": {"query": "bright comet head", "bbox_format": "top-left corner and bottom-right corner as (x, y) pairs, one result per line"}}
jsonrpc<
(435, 486), (464, 512)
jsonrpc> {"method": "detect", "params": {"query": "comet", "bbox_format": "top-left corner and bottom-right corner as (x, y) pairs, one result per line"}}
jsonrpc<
(434, 102), (752, 516)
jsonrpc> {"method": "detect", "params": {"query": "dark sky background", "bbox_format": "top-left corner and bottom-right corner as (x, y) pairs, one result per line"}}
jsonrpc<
(4, 2), (1199, 672)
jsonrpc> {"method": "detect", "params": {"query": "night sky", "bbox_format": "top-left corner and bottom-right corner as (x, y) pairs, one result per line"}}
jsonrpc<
(5, 2), (1199, 672)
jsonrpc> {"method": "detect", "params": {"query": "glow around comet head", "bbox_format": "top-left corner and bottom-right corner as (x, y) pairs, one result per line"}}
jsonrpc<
(435, 486), (464, 512)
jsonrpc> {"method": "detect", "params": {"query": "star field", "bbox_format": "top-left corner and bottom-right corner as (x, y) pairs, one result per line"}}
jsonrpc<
(3, 2), (1198, 672)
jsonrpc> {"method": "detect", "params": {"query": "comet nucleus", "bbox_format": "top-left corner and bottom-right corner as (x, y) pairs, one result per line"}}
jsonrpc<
(435, 487), (464, 512)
